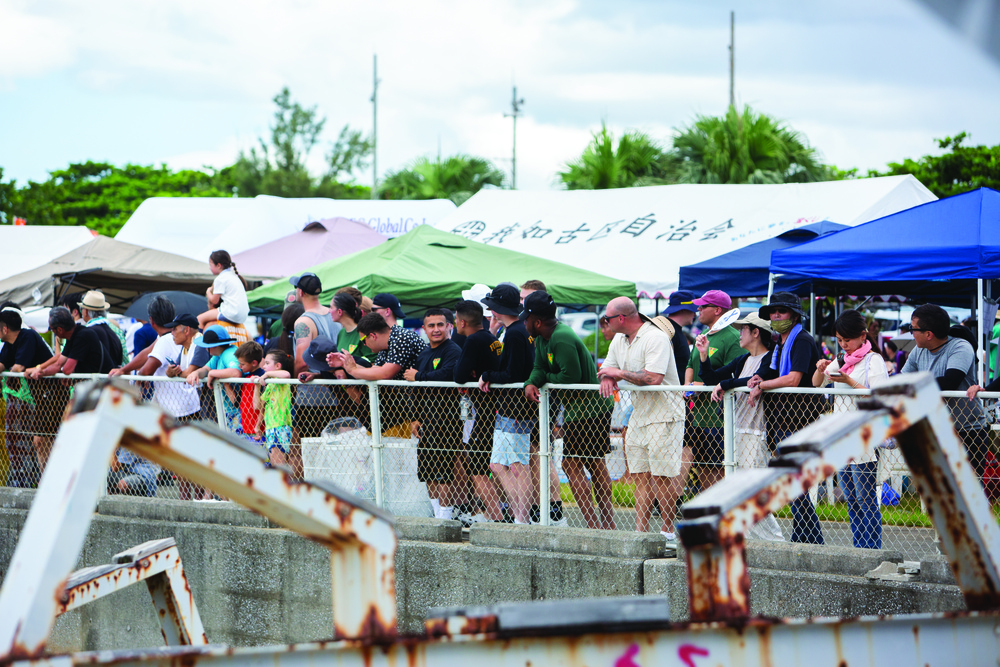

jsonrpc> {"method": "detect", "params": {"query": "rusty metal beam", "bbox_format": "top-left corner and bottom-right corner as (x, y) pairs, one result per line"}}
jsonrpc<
(677, 372), (1000, 622)
(0, 379), (397, 661)
(55, 538), (207, 647)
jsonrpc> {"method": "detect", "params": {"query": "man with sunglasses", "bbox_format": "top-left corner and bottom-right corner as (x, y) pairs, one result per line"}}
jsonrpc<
(685, 290), (743, 492)
(598, 296), (687, 538)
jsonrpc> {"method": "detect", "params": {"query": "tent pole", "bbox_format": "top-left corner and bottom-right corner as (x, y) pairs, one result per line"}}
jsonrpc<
(809, 289), (815, 337)
(766, 273), (780, 304)
(978, 278), (985, 384)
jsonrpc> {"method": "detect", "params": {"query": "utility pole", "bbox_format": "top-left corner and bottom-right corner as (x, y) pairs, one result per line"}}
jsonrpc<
(728, 11), (735, 110)
(503, 86), (525, 189)
(371, 54), (379, 200)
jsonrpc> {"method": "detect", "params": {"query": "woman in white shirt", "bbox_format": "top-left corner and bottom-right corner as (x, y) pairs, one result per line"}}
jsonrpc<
(197, 250), (250, 329)
(812, 309), (889, 549)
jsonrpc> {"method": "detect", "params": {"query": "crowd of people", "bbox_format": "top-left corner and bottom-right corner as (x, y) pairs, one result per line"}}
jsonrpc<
(0, 249), (991, 545)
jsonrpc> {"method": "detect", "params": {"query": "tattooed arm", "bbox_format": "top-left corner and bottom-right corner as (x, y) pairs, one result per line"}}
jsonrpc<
(293, 317), (316, 376)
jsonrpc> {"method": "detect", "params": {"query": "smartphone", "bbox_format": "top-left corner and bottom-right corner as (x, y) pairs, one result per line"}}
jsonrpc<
(828, 371), (843, 378)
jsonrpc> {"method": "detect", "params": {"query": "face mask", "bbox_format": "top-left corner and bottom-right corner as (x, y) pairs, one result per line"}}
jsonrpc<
(770, 319), (795, 334)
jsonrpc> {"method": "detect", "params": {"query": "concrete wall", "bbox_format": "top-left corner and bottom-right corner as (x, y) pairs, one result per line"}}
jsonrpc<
(0, 489), (967, 653)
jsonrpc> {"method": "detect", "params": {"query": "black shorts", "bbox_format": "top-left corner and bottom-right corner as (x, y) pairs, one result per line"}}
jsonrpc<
(688, 427), (724, 466)
(465, 393), (495, 477)
(563, 413), (612, 460)
(417, 417), (462, 483)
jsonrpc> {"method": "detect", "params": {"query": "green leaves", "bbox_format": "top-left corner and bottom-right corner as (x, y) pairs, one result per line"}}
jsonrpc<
(379, 155), (505, 205)
(559, 124), (675, 190)
(872, 132), (1000, 198)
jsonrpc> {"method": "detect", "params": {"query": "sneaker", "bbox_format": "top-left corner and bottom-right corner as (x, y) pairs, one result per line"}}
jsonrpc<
(660, 530), (676, 541)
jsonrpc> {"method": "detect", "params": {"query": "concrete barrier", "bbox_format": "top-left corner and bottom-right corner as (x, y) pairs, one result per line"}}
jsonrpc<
(0, 489), (967, 652)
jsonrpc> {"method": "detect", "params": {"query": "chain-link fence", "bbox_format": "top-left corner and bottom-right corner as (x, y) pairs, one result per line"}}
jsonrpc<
(2, 371), (997, 559)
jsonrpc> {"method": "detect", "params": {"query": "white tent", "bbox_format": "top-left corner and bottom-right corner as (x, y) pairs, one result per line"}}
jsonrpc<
(433, 176), (936, 298)
(115, 195), (456, 261)
(0, 226), (95, 282)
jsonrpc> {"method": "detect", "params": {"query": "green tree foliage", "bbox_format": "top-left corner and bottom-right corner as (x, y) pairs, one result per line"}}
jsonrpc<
(869, 133), (1000, 198)
(0, 168), (15, 225)
(4, 162), (227, 236)
(216, 87), (373, 199)
(559, 123), (675, 189)
(671, 105), (828, 184)
(379, 155), (506, 205)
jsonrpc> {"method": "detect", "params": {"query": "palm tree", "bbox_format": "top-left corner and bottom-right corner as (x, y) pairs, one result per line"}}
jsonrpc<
(379, 155), (505, 205)
(671, 105), (828, 184)
(559, 123), (675, 189)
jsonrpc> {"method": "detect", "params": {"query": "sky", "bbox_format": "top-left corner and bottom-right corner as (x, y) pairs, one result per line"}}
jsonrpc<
(2, 0), (999, 192)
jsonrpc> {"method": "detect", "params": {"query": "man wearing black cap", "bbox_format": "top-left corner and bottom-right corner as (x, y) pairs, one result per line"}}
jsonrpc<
(749, 291), (823, 544)
(371, 293), (405, 328)
(662, 290), (697, 380)
(523, 291), (616, 530)
(478, 284), (566, 525)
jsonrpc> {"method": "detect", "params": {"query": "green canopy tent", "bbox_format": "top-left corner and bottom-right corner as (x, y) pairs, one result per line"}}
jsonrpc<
(247, 224), (636, 311)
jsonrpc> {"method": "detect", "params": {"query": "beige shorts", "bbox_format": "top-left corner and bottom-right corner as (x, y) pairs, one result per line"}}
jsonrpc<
(625, 421), (683, 477)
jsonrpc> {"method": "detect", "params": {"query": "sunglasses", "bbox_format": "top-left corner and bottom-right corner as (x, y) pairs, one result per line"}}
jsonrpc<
(771, 307), (791, 314)
(599, 314), (622, 326)
(909, 327), (931, 333)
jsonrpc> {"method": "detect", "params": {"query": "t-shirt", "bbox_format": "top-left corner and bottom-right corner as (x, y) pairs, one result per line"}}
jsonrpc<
(240, 368), (265, 436)
(149, 335), (200, 417)
(824, 350), (889, 463)
(262, 383), (293, 430)
(413, 339), (463, 422)
(603, 322), (682, 426)
(208, 345), (241, 428)
(902, 336), (985, 430)
(375, 326), (427, 380)
(213, 268), (250, 324)
(61, 324), (106, 374)
(687, 325), (743, 428)
(336, 326), (375, 361)
(88, 320), (123, 371)
(480, 320), (535, 419)
(131, 323), (158, 359)
(0, 328), (53, 403)
(668, 320), (691, 382)
(525, 322), (612, 422)
(454, 328), (502, 383)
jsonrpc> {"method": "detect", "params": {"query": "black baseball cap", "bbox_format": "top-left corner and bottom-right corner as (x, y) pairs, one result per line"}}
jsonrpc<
(372, 293), (405, 319)
(304, 336), (373, 375)
(521, 290), (556, 320)
(289, 272), (322, 296)
(481, 284), (521, 317)
(164, 313), (200, 329)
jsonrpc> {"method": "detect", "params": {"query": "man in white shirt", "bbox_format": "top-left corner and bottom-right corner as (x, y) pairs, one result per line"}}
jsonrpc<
(597, 297), (689, 538)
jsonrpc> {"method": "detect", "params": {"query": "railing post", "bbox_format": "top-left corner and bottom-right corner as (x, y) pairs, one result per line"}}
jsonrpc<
(723, 389), (735, 478)
(538, 386), (551, 527)
(212, 381), (226, 430)
(368, 382), (385, 509)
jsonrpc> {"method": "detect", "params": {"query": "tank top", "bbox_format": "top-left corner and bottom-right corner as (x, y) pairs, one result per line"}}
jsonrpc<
(295, 311), (342, 406)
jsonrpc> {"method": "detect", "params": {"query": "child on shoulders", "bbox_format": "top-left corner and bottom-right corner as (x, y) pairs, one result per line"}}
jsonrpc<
(197, 250), (250, 329)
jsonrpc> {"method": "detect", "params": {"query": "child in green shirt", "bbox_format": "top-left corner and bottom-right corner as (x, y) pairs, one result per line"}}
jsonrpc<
(253, 350), (293, 467)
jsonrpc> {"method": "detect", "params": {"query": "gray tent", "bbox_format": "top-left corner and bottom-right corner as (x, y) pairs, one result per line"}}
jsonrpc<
(0, 235), (266, 313)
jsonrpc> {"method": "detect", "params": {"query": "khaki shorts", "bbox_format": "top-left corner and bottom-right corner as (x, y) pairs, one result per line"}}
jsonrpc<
(625, 421), (683, 477)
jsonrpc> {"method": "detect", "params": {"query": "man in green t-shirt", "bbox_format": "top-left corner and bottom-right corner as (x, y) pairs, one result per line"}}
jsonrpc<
(685, 290), (743, 490)
(523, 291), (616, 530)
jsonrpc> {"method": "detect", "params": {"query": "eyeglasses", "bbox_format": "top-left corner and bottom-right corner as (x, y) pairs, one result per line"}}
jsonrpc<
(771, 307), (791, 314)
(697, 305), (720, 311)
(599, 314), (622, 326)
(910, 327), (931, 333)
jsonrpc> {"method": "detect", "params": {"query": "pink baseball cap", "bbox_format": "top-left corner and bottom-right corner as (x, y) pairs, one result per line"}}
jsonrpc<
(693, 289), (732, 309)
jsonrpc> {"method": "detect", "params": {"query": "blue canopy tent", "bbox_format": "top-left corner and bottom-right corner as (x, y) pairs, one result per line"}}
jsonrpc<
(678, 221), (848, 298)
(769, 187), (1000, 379)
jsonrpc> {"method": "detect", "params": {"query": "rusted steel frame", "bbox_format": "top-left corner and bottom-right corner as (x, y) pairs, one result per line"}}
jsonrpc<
(678, 372), (1000, 622)
(0, 384), (130, 663)
(19, 611), (1000, 667)
(56, 538), (206, 646)
(887, 383), (1000, 610)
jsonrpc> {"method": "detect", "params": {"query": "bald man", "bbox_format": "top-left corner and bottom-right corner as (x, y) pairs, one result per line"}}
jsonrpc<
(597, 297), (691, 538)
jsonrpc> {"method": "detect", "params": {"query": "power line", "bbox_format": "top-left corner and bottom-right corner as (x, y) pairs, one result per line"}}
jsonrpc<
(729, 11), (735, 109)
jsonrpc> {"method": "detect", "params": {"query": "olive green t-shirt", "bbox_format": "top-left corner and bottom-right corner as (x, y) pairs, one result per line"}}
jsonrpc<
(525, 322), (613, 422)
(336, 326), (375, 362)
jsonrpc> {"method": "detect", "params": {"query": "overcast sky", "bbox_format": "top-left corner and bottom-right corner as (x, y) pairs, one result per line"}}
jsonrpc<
(2, 0), (999, 191)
